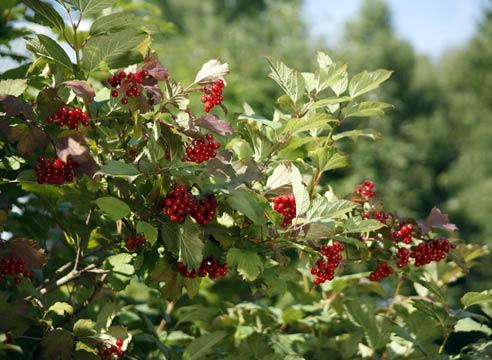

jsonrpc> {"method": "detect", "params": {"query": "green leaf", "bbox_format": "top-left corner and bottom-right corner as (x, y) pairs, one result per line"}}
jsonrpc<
(343, 217), (385, 234)
(266, 57), (304, 103)
(23, 0), (65, 31)
(227, 248), (263, 281)
(27, 35), (73, 71)
(349, 69), (393, 98)
(136, 221), (158, 245)
(333, 129), (382, 142)
(77, 0), (114, 16)
(343, 101), (392, 119)
(311, 96), (352, 110)
(73, 319), (96, 337)
(226, 189), (266, 225)
(309, 147), (349, 174)
(305, 196), (355, 224)
(345, 300), (387, 349)
(99, 160), (139, 178)
(282, 113), (333, 136)
(47, 302), (73, 317)
(183, 331), (227, 360)
(41, 328), (74, 360)
(291, 164), (310, 217)
(82, 30), (147, 73)
(178, 217), (204, 269)
(0, 79), (27, 96)
(183, 278), (201, 299)
(89, 13), (139, 35)
(454, 318), (492, 335)
(93, 196), (131, 220)
(95, 302), (116, 331)
(314, 63), (349, 94)
(176, 307), (222, 326)
(461, 290), (492, 308)
(238, 114), (281, 129)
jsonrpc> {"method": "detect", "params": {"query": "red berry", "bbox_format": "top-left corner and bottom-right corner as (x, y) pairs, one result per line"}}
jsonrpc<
(121, 98), (129, 105)
(272, 194), (296, 227)
(184, 134), (221, 164)
(116, 338), (123, 348)
(111, 90), (119, 97)
(13, 277), (21, 285)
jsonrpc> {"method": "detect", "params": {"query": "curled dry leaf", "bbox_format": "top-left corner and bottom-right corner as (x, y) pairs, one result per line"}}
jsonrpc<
(194, 59), (229, 84)
(54, 135), (99, 178)
(198, 114), (232, 136)
(0, 237), (46, 269)
(64, 80), (95, 104)
(143, 52), (169, 81)
(418, 207), (459, 234)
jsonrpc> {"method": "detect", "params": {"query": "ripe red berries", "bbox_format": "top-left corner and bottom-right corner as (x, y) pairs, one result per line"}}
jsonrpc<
(108, 69), (150, 106)
(392, 223), (414, 244)
(200, 79), (224, 112)
(98, 338), (125, 359)
(396, 247), (410, 268)
(46, 106), (90, 129)
(355, 180), (376, 200)
(410, 238), (455, 267)
(310, 241), (344, 285)
(369, 261), (394, 281)
(273, 194), (296, 227)
(184, 134), (221, 163)
(0, 256), (32, 285)
(176, 257), (228, 279)
(162, 185), (218, 225)
(36, 157), (77, 185)
(363, 210), (390, 224)
(125, 235), (145, 251)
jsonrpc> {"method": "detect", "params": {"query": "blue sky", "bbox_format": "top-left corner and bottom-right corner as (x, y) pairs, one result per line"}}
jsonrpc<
(303, 0), (489, 58)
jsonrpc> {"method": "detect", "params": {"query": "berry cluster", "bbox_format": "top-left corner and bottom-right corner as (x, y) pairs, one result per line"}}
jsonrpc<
(162, 185), (218, 224)
(369, 261), (394, 281)
(108, 69), (150, 105)
(176, 257), (228, 279)
(396, 247), (410, 268)
(98, 338), (124, 359)
(272, 194), (296, 227)
(410, 238), (455, 267)
(355, 180), (376, 200)
(125, 235), (145, 251)
(363, 210), (390, 224)
(392, 223), (414, 244)
(310, 242), (344, 285)
(36, 157), (77, 185)
(46, 106), (90, 129)
(0, 257), (32, 285)
(184, 134), (221, 163)
(200, 79), (224, 112)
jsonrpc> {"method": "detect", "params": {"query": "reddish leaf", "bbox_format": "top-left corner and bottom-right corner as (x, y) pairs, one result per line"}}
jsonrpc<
(54, 135), (99, 178)
(0, 237), (47, 269)
(7, 124), (49, 156)
(142, 52), (169, 81)
(64, 80), (95, 104)
(419, 207), (458, 234)
(0, 95), (34, 119)
(0, 294), (31, 332)
(198, 114), (232, 136)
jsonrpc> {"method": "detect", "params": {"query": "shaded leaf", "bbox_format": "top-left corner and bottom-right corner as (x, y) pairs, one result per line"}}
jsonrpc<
(41, 328), (74, 360)
(24, 0), (65, 31)
(183, 331), (227, 360)
(8, 124), (48, 156)
(54, 135), (99, 178)
(0, 95), (33, 119)
(419, 207), (458, 234)
(150, 257), (183, 301)
(454, 318), (492, 335)
(73, 319), (96, 337)
(89, 12), (139, 35)
(226, 189), (266, 225)
(98, 160), (139, 178)
(136, 221), (158, 245)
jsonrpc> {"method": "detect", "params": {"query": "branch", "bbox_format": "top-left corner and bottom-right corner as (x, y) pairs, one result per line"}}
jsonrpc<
(39, 264), (96, 295)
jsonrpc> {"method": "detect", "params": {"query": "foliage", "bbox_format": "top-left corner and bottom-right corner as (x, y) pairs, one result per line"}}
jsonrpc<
(0, 1), (491, 359)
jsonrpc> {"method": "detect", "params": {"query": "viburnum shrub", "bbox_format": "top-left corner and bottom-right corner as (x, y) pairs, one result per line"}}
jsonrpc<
(0, 1), (490, 359)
